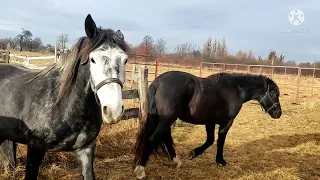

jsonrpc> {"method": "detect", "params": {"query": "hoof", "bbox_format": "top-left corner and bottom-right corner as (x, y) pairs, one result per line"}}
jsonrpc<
(216, 158), (227, 167)
(134, 165), (146, 179)
(188, 150), (196, 160)
(173, 156), (182, 168)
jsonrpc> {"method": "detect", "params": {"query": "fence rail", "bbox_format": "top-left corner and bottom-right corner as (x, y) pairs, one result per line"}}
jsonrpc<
(1, 52), (319, 102)
(127, 54), (320, 102)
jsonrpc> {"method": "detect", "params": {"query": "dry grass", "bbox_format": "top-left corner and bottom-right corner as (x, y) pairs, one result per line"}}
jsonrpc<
(1, 91), (318, 180)
(0, 56), (319, 179)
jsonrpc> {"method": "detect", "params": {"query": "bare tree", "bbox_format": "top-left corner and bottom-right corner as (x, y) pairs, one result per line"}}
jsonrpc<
(141, 35), (154, 47)
(0, 39), (9, 50)
(211, 38), (218, 58)
(248, 50), (255, 59)
(16, 28), (33, 51)
(268, 50), (277, 65)
(57, 33), (68, 51)
(218, 37), (228, 57)
(174, 42), (196, 58)
(28, 37), (42, 52)
(9, 37), (19, 50)
(278, 54), (285, 64)
(46, 44), (55, 53)
(202, 37), (212, 59)
(153, 38), (167, 56)
(136, 35), (154, 58)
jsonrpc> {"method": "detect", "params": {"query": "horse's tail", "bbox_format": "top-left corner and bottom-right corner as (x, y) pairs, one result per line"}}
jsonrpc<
(133, 83), (161, 166)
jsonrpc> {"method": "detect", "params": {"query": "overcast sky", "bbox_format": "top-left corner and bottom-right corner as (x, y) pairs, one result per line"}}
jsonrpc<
(0, 0), (319, 63)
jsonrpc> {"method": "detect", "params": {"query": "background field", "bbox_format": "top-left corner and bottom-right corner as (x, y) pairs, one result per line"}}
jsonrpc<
(0, 57), (319, 180)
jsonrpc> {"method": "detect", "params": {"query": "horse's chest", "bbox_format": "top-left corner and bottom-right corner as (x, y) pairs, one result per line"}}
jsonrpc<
(71, 128), (99, 149)
(41, 120), (101, 151)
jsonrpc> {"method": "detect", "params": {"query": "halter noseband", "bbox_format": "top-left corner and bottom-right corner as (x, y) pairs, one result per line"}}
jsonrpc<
(258, 85), (279, 113)
(96, 78), (123, 90)
(92, 78), (123, 106)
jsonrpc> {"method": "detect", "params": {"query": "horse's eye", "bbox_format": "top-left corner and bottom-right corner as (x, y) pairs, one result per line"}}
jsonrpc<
(124, 59), (128, 64)
(91, 58), (96, 64)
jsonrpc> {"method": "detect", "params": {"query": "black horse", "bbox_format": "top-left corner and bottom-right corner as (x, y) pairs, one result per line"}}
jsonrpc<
(133, 71), (282, 179)
(0, 14), (130, 179)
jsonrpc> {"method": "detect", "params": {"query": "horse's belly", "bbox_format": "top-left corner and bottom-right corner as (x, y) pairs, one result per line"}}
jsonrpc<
(46, 132), (96, 152)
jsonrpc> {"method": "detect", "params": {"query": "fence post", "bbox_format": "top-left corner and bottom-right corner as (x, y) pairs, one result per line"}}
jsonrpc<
(138, 65), (148, 127)
(199, 61), (203, 77)
(259, 66), (262, 74)
(24, 56), (29, 66)
(296, 68), (301, 102)
(0, 140), (17, 169)
(312, 67), (316, 96)
(5, 52), (10, 63)
(54, 43), (57, 63)
(155, 58), (159, 79)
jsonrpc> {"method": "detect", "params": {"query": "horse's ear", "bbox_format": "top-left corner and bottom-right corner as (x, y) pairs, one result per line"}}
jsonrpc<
(85, 14), (97, 39)
(115, 30), (124, 40)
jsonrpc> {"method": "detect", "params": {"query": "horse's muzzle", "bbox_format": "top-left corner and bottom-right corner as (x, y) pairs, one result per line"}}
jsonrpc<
(270, 109), (282, 119)
(101, 105), (124, 124)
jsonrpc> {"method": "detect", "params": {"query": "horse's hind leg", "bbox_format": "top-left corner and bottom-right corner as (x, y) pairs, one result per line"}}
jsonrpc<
(163, 129), (181, 168)
(189, 123), (215, 160)
(25, 146), (46, 180)
(134, 118), (174, 179)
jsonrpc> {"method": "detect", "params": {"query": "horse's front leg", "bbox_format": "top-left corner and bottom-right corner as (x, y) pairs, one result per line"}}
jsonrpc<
(25, 146), (46, 180)
(189, 123), (215, 159)
(75, 140), (96, 180)
(216, 119), (234, 166)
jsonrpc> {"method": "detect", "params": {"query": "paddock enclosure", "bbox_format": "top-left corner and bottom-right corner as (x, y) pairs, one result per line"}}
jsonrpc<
(0, 52), (319, 179)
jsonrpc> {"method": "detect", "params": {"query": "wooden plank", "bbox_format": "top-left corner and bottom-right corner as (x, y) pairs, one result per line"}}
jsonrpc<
(121, 108), (139, 120)
(5, 52), (10, 63)
(138, 65), (148, 127)
(0, 140), (17, 169)
(122, 89), (139, 99)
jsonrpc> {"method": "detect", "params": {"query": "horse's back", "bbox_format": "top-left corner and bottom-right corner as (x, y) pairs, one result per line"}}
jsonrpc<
(0, 64), (34, 80)
(150, 71), (199, 118)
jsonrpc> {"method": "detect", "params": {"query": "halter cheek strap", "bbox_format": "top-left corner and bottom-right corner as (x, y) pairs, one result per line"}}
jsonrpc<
(258, 85), (279, 113)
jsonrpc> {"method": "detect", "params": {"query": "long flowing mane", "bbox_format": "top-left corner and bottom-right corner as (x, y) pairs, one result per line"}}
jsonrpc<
(28, 28), (131, 104)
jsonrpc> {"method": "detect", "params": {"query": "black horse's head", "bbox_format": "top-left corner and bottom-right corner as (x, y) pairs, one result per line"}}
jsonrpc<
(257, 76), (282, 119)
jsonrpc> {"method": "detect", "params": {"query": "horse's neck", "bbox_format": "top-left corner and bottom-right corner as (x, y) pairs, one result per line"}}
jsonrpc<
(69, 66), (94, 105)
(235, 75), (264, 103)
(54, 65), (95, 109)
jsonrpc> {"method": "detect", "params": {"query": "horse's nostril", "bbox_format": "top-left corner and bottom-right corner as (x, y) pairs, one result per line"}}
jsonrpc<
(121, 105), (124, 112)
(103, 106), (108, 115)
